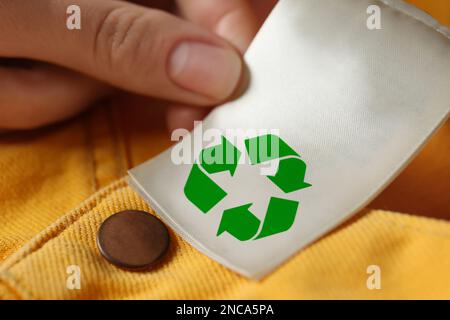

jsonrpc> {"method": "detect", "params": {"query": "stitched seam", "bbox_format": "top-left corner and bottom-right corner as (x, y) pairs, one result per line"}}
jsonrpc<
(0, 179), (129, 299)
(2, 189), (449, 298)
(0, 179), (128, 271)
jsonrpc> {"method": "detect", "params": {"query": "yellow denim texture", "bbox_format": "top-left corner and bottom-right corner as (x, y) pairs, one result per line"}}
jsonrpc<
(0, 0), (449, 299)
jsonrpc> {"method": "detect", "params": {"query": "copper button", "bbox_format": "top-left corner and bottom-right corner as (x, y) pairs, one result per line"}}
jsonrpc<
(97, 210), (170, 270)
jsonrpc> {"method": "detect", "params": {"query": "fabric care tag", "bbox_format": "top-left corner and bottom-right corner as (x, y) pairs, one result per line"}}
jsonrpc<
(129, 0), (450, 279)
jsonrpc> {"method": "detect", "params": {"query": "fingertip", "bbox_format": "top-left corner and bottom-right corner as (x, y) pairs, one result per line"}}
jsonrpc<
(168, 41), (243, 102)
(214, 8), (260, 53)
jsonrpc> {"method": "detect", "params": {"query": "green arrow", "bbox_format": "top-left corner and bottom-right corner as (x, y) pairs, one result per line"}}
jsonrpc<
(217, 204), (260, 241)
(184, 163), (227, 213)
(255, 197), (299, 239)
(245, 134), (299, 165)
(200, 136), (241, 176)
(268, 157), (311, 193)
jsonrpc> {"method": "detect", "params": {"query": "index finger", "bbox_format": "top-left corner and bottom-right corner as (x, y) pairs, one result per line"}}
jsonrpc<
(0, 0), (243, 105)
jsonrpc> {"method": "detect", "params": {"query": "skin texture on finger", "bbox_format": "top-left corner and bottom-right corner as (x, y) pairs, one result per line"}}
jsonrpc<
(0, 63), (110, 129)
(0, 0), (243, 106)
(167, 0), (277, 132)
(0, 0), (273, 130)
(0, 1), (173, 130)
(176, 0), (260, 53)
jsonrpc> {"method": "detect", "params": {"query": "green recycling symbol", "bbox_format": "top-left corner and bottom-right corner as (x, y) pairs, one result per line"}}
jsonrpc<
(184, 134), (311, 241)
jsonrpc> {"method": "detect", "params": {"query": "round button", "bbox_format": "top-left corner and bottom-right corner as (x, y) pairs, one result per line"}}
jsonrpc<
(97, 210), (170, 270)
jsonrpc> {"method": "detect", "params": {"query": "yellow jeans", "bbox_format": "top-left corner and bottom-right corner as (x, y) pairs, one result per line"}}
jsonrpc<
(0, 0), (449, 299)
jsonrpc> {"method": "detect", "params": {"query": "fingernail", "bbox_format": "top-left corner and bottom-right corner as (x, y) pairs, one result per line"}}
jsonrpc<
(169, 41), (242, 101)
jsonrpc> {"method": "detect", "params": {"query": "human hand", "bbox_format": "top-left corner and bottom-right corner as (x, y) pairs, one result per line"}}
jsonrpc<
(0, 0), (276, 130)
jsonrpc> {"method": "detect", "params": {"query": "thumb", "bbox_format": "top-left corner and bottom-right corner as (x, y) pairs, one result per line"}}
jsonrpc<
(0, 0), (243, 105)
